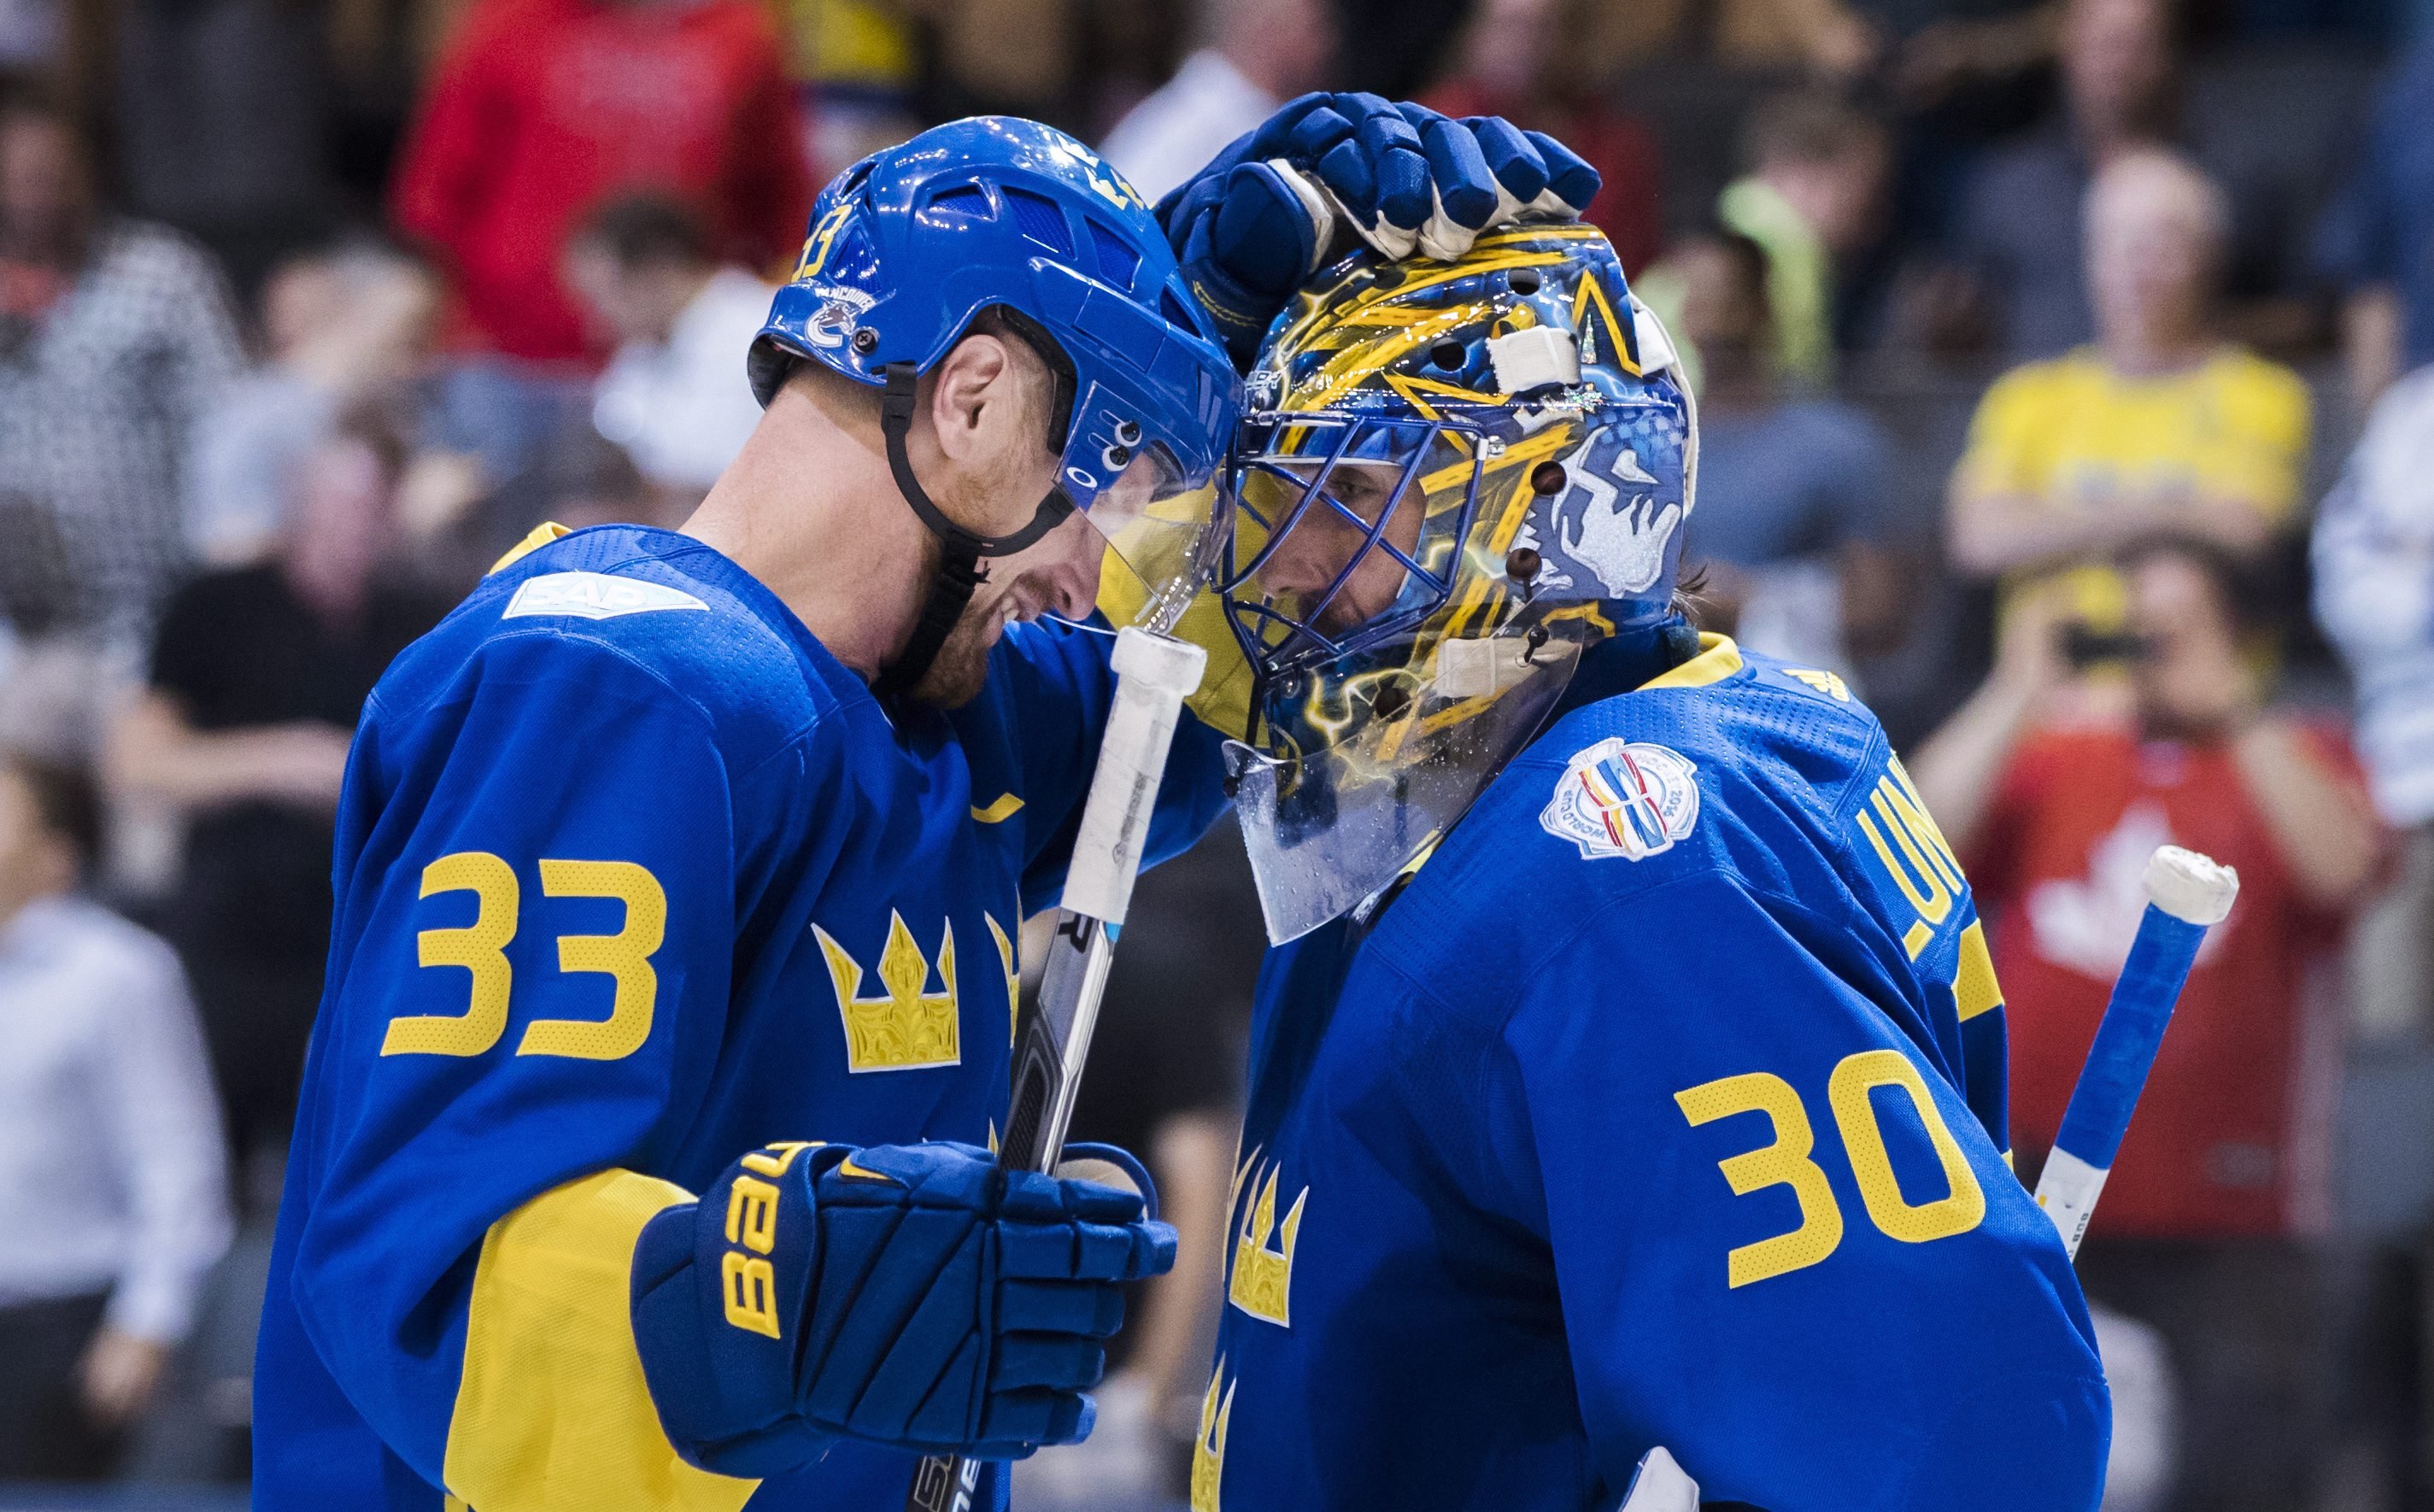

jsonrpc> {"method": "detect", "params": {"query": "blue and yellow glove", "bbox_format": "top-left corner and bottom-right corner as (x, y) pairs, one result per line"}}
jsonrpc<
(630, 1140), (1174, 1477)
(1158, 92), (1603, 369)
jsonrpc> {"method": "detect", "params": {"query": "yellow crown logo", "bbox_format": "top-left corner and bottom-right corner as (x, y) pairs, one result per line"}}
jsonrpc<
(1228, 1162), (1306, 1327)
(1190, 1362), (1235, 1512)
(986, 913), (1019, 1047)
(814, 911), (959, 1072)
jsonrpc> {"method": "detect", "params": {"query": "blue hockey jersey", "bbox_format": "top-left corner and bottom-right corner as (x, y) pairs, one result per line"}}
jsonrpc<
(1194, 636), (2108, 1512)
(253, 524), (1227, 1512)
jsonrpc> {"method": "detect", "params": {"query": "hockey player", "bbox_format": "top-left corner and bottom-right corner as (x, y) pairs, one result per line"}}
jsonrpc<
(254, 109), (1604, 1512)
(1170, 226), (2111, 1510)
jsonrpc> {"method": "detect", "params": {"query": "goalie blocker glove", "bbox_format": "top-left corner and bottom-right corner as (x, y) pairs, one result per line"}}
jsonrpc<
(630, 1139), (1175, 1476)
(1158, 92), (1602, 369)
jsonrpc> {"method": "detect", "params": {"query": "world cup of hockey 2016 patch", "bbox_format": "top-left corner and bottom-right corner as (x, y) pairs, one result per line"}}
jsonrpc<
(1540, 738), (1700, 861)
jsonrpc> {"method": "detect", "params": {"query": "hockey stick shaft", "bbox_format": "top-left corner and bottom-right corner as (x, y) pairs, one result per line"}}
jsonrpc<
(906, 626), (1206, 1512)
(2032, 845), (2238, 1260)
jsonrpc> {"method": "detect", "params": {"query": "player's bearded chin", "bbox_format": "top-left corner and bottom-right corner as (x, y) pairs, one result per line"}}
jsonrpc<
(900, 504), (1006, 708)
(902, 464), (1065, 709)
(906, 583), (997, 707)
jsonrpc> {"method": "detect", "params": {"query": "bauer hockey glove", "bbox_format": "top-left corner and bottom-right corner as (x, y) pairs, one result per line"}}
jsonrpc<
(1158, 92), (1602, 369)
(629, 1139), (1175, 1477)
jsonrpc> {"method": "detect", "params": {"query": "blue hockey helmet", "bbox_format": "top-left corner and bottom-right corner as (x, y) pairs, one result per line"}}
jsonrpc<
(752, 118), (1243, 645)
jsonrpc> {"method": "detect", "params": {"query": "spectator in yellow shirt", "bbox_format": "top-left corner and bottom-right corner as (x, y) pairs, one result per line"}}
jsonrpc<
(1948, 146), (2311, 633)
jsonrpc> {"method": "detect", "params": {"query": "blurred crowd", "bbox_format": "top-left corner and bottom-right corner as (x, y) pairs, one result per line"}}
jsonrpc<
(3, 0), (2433, 1504)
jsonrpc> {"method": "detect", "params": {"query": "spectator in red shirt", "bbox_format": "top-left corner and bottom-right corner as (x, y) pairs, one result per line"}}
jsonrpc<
(1911, 536), (2382, 1512)
(1420, 0), (1663, 275)
(390, 0), (812, 372)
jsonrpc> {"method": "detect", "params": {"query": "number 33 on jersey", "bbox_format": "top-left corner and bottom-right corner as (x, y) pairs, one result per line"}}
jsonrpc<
(383, 853), (664, 1061)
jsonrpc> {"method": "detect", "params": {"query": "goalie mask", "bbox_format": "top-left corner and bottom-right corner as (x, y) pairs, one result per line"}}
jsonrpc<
(1196, 225), (1698, 943)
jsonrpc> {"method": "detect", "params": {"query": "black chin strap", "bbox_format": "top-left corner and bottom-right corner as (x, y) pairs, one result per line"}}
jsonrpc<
(872, 362), (1076, 698)
(871, 542), (986, 700)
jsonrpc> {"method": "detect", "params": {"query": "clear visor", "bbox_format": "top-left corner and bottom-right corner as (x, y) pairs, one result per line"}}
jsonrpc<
(1076, 440), (1224, 635)
(1227, 612), (1598, 943)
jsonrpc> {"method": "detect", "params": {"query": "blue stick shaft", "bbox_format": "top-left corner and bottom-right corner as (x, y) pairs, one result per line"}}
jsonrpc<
(2051, 904), (2208, 1169)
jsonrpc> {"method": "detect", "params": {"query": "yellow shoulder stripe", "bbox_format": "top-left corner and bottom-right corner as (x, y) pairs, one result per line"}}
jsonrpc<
(488, 521), (573, 577)
(1638, 634), (1745, 692)
(444, 1169), (758, 1512)
(970, 792), (1024, 824)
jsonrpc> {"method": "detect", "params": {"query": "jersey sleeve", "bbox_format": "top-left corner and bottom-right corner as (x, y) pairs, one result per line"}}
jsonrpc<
(1490, 873), (2108, 1512)
(284, 636), (761, 1512)
(994, 617), (1232, 917)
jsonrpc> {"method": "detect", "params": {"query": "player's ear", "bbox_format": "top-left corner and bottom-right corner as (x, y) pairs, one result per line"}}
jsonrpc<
(927, 331), (1014, 464)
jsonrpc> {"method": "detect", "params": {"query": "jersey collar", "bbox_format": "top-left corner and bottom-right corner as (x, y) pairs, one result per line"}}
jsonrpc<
(1636, 633), (1745, 692)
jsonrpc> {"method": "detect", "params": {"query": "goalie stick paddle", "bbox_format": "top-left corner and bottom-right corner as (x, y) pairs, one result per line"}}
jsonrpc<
(906, 625), (1206, 1512)
(2032, 844), (2239, 1260)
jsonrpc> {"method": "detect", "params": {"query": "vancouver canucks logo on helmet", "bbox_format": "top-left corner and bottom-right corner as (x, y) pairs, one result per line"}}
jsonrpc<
(800, 284), (877, 350)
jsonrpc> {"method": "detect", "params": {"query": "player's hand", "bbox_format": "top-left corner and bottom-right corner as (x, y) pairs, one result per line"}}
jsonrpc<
(1158, 93), (1601, 370)
(630, 1140), (1175, 1475)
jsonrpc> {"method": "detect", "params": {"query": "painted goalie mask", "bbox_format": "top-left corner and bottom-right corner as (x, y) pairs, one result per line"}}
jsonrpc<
(1188, 224), (1699, 942)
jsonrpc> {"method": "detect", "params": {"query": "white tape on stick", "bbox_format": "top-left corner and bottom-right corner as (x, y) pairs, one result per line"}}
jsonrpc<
(1059, 628), (1207, 925)
(2035, 1145), (2110, 1260)
(2144, 844), (2239, 926)
(1617, 1448), (1699, 1512)
(1108, 622), (1209, 696)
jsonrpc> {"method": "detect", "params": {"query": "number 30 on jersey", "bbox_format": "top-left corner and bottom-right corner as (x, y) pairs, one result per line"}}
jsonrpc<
(1676, 1049), (1988, 1288)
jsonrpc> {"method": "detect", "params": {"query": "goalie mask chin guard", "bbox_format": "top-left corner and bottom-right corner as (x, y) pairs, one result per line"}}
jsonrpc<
(751, 116), (1244, 693)
(1194, 224), (1698, 942)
